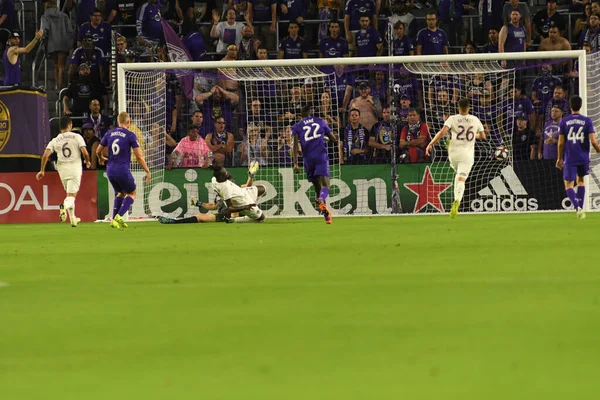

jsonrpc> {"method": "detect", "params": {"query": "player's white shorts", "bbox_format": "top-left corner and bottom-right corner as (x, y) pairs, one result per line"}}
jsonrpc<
(448, 149), (474, 179)
(241, 205), (263, 220)
(58, 165), (82, 193)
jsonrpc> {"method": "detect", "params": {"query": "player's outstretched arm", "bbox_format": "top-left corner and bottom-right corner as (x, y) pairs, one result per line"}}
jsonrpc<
(242, 161), (260, 187)
(80, 147), (91, 169)
(132, 147), (151, 184)
(292, 135), (301, 173)
(426, 126), (449, 156)
(327, 130), (338, 143)
(36, 149), (52, 180)
(96, 144), (107, 165)
(590, 133), (600, 153)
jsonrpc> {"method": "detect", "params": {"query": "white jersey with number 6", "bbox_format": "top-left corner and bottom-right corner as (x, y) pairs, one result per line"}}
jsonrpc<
(444, 114), (485, 155)
(46, 132), (86, 166)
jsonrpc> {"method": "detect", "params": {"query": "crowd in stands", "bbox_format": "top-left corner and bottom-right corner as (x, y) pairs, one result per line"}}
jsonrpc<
(0, 0), (597, 169)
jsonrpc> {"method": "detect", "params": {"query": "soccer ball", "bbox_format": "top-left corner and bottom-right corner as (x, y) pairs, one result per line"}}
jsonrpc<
(494, 147), (508, 161)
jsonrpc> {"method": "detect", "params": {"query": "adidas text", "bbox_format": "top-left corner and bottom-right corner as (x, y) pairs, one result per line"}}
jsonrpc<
(470, 195), (539, 212)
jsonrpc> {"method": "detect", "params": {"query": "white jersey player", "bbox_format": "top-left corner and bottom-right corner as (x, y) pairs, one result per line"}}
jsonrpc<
(212, 166), (265, 223)
(426, 98), (486, 219)
(36, 116), (91, 227)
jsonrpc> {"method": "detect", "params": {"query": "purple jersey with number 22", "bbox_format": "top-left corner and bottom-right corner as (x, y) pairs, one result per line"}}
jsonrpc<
(291, 116), (332, 181)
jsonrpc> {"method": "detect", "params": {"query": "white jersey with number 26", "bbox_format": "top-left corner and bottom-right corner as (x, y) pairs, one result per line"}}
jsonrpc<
(46, 132), (86, 166)
(444, 114), (485, 154)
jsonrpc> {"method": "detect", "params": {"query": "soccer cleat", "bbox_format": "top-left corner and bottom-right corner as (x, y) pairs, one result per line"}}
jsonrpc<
(71, 217), (81, 228)
(450, 200), (460, 219)
(317, 197), (332, 224)
(111, 214), (128, 229)
(59, 203), (66, 222)
(158, 216), (175, 224)
(577, 208), (586, 219)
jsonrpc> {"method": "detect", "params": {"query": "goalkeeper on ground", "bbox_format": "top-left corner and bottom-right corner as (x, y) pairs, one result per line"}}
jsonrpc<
(158, 162), (265, 224)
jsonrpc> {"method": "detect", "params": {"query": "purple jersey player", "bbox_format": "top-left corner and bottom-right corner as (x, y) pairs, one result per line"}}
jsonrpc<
(96, 112), (151, 228)
(557, 95), (600, 219)
(291, 105), (338, 224)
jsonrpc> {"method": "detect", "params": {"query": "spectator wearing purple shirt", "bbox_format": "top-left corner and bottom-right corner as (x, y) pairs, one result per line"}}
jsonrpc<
(355, 14), (383, 57)
(344, 0), (377, 55)
(182, 21), (207, 61)
(538, 105), (562, 160)
(320, 19), (349, 73)
(583, 12), (600, 52)
(278, 21), (308, 59)
(78, 8), (112, 55)
(69, 33), (105, 84)
(394, 72), (420, 109)
(531, 64), (562, 117)
(437, 0), (465, 48)
(248, 0), (277, 51)
(509, 86), (535, 130)
(280, 0), (308, 36)
(332, 64), (355, 112)
(416, 13), (449, 55)
(501, 0), (532, 45)
(370, 70), (387, 107)
(499, 10), (526, 68)
(194, 84), (239, 136)
(136, 0), (162, 44)
(392, 21), (414, 56)
(480, 27), (499, 53)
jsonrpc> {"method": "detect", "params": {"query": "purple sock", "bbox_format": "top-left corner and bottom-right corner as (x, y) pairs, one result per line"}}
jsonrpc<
(118, 196), (134, 217)
(113, 196), (124, 218)
(566, 188), (579, 210)
(319, 187), (330, 202)
(577, 186), (586, 208)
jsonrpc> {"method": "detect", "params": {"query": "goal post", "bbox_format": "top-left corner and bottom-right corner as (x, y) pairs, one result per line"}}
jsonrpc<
(116, 50), (591, 217)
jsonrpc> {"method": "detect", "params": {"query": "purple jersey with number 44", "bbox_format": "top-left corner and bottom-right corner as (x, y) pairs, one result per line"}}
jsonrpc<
(100, 127), (140, 173)
(292, 117), (332, 161)
(559, 114), (595, 165)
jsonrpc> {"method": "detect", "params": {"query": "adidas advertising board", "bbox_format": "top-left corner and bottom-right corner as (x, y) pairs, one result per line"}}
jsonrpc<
(470, 165), (539, 212)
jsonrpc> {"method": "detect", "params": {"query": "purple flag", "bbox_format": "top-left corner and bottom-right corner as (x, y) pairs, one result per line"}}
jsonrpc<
(161, 19), (194, 100)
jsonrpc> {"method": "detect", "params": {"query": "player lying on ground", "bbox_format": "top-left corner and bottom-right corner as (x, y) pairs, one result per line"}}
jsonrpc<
(292, 105), (338, 224)
(556, 95), (600, 220)
(96, 111), (152, 229)
(426, 97), (486, 219)
(158, 162), (265, 224)
(36, 116), (91, 227)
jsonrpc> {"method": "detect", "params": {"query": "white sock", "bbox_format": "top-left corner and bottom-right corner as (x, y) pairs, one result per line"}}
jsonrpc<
(454, 179), (465, 203)
(63, 196), (76, 222)
(232, 216), (254, 223)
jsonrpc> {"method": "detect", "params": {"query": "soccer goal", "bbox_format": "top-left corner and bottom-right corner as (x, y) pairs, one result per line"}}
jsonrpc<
(117, 49), (594, 217)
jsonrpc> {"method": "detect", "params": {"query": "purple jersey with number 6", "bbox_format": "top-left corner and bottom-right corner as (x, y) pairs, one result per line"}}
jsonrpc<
(100, 127), (140, 174)
(559, 114), (595, 165)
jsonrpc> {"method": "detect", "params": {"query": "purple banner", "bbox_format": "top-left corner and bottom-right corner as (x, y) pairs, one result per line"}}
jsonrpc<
(0, 89), (50, 158)
(161, 19), (194, 101)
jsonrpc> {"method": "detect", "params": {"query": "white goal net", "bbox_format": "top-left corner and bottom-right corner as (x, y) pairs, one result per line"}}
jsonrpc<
(116, 50), (591, 217)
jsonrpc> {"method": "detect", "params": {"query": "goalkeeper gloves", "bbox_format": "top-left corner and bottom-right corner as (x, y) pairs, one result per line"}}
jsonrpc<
(190, 196), (208, 213)
(248, 161), (259, 178)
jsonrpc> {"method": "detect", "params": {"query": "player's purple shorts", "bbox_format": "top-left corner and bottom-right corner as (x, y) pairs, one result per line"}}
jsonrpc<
(563, 163), (589, 182)
(303, 156), (330, 183)
(107, 170), (136, 194)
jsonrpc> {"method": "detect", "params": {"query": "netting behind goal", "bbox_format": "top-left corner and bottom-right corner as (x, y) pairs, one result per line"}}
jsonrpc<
(121, 70), (167, 219)
(586, 51), (600, 211)
(220, 66), (341, 216)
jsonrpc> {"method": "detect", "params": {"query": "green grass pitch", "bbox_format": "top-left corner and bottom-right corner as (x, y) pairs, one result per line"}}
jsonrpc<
(1, 214), (600, 399)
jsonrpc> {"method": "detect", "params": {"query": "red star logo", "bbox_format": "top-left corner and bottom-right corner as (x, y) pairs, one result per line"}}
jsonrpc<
(404, 166), (452, 213)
